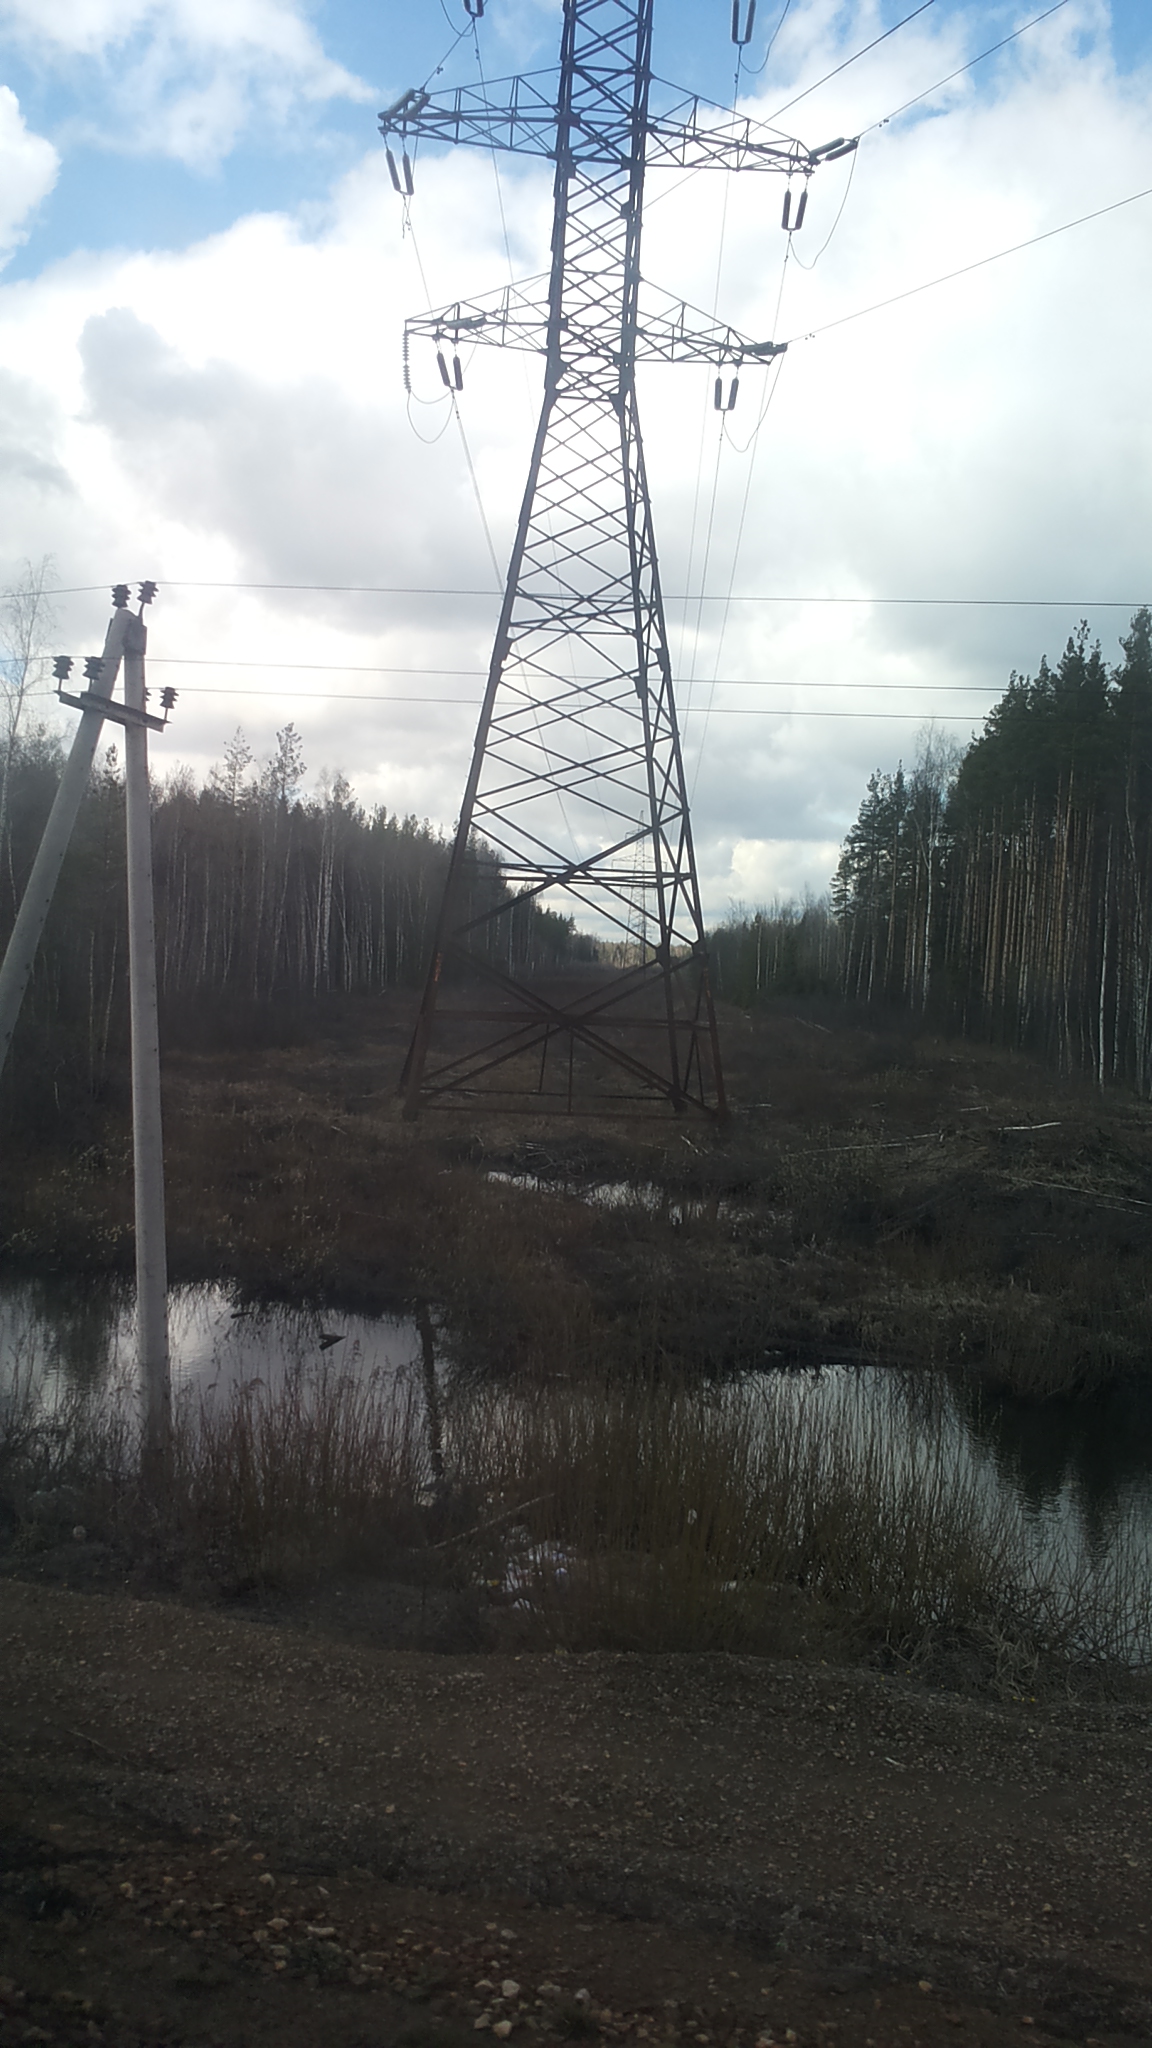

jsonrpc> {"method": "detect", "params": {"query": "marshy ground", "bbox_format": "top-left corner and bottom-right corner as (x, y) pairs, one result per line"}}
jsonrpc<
(3, 994), (1152, 2045)
(6, 990), (1152, 1394)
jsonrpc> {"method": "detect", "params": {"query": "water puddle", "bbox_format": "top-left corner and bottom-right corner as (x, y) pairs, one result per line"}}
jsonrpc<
(486, 1169), (730, 1225)
(2, 1272), (1151, 1655)
(0, 1274), (424, 1417)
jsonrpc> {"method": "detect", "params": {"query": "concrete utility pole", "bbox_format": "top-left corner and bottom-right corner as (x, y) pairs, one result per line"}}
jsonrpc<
(0, 602), (129, 1079)
(122, 589), (171, 1470)
(0, 579), (174, 1472)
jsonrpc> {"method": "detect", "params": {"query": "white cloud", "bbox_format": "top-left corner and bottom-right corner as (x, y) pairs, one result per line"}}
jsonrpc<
(0, 1), (1150, 910)
(0, 0), (370, 167)
(0, 87), (59, 261)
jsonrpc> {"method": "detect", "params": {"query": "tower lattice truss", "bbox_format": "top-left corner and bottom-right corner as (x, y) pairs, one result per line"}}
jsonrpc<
(385, 0), (852, 1118)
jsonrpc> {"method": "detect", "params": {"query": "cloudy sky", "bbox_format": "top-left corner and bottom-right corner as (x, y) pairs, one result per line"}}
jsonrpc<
(2, 0), (1150, 915)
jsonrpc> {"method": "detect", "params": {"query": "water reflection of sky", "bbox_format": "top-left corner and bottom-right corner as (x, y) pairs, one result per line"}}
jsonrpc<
(2, 1274), (1150, 1646)
(0, 1275), (423, 1414)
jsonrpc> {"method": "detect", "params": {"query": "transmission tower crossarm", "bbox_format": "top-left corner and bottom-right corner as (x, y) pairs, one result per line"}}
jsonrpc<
(380, 76), (855, 177)
(407, 278), (786, 366)
(379, 74), (558, 159)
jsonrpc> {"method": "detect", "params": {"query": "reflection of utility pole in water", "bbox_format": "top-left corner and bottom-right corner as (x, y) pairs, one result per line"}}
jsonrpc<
(0, 581), (175, 1473)
(416, 1302), (444, 1484)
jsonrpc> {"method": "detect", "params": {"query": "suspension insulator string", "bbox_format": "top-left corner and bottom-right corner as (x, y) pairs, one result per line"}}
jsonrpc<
(386, 147), (403, 194)
(436, 350), (453, 388)
(781, 186), (792, 231)
(731, 1), (757, 46)
(794, 185), (808, 231)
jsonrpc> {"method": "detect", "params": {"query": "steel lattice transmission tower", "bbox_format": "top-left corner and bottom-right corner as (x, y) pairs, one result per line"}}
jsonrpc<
(384, 0), (853, 1118)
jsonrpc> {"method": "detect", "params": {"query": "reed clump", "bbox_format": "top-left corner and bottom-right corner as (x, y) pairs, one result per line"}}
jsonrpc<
(3, 1359), (1148, 1685)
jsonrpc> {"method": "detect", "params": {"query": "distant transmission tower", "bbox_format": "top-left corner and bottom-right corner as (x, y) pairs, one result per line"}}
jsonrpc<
(384, 0), (854, 1118)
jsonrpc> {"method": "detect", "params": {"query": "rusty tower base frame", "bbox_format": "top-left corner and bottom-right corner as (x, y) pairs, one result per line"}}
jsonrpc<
(384, 0), (853, 1117)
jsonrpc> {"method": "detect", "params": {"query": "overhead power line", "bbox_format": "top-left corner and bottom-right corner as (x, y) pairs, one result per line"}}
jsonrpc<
(10, 584), (1151, 607)
(861, 1), (1070, 134)
(789, 181), (1152, 343)
(94, 683), (987, 721)
(145, 658), (1006, 688)
(768, 0), (936, 120)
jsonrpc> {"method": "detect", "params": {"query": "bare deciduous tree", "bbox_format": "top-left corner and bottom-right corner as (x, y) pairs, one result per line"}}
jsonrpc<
(1, 556), (58, 868)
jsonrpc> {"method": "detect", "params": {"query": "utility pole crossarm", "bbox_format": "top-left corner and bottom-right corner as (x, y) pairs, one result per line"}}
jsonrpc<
(408, 277), (786, 366)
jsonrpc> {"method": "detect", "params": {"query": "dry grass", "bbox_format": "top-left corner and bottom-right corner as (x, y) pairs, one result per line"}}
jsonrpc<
(5, 990), (1152, 1398)
(4, 1359), (1148, 1684)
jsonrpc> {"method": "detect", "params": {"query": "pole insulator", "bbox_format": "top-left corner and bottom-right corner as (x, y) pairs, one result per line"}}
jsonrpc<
(781, 188), (792, 231)
(402, 151), (415, 196)
(111, 584), (130, 609)
(437, 350), (453, 388)
(386, 147), (403, 193)
(731, 1), (756, 45)
(52, 656), (73, 682)
(794, 187), (808, 231)
(83, 656), (104, 682)
(452, 354), (464, 391)
(138, 581), (158, 607)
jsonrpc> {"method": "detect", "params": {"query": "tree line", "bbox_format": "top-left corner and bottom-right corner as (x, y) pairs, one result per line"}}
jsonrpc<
(0, 714), (584, 1126)
(833, 609), (1152, 1091)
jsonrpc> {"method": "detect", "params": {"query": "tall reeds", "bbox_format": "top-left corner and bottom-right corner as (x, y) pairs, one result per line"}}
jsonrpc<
(3, 1358), (1148, 1680)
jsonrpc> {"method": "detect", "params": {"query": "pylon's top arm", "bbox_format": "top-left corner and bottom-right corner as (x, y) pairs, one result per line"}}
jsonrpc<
(379, 76), (855, 177)
(379, 75), (557, 159)
(405, 277), (786, 368)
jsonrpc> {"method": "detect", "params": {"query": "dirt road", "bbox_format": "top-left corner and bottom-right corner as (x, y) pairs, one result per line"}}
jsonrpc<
(1, 1578), (1149, 2048)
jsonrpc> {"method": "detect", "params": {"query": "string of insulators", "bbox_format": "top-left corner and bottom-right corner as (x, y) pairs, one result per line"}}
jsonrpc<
(783, 185), (808, 232)
(464, 0), (484, 14)
(731, 1), (756, 45)
(714, 376), (739, 413)
(437, 350), (464, 391)
(402, 330), (412, 395)
(386, 147), (415, 196)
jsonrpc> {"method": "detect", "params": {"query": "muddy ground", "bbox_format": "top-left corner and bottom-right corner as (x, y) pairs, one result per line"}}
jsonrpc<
(2, 1576), (1151, 2048)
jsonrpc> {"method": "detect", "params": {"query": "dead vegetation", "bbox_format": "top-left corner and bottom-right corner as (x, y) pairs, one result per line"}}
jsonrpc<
(4, 991), (1152, 1398)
